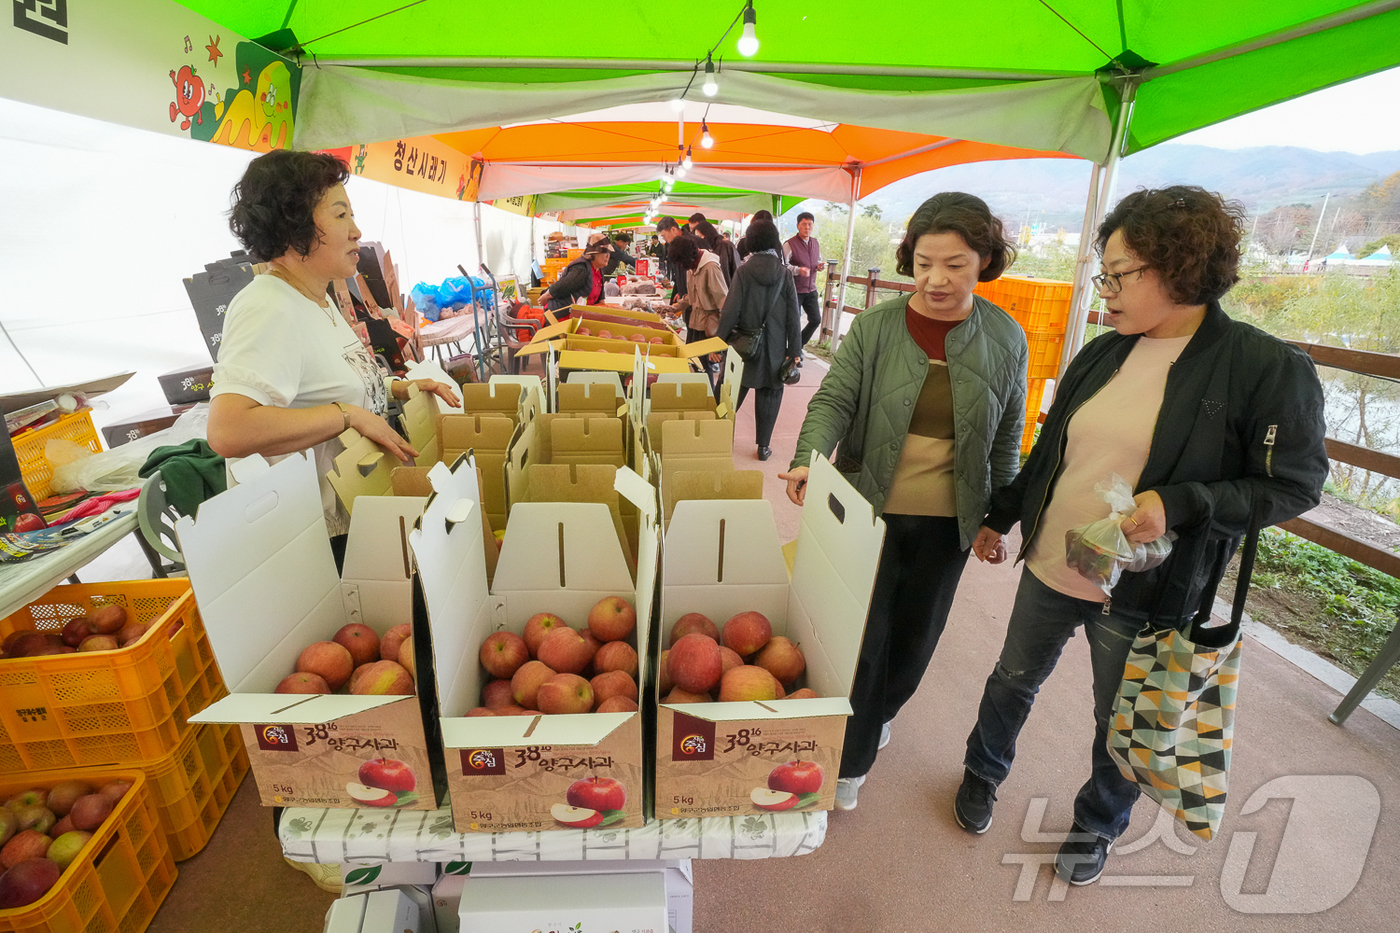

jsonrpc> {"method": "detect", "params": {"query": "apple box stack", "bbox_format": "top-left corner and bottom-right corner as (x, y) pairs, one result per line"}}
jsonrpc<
(652, 454), (884, 818)
(412, 454), (661, 833)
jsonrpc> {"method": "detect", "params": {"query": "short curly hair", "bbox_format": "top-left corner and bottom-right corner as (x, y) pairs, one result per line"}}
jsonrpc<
(895, 192), (1015, 281)
(228, 150), (350, 262)
(1096, 186), (1247, 305)
(667, 234), (702, 271)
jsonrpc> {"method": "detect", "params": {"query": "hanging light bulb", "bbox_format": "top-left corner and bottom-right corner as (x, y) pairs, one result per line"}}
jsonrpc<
(737, 2), (759, 57)
(683, 147), (694, 170)
(701, 122), (714, 149)
(702, 55), (718, 97)
(663, 175), (674, 190)
(670, 96), (685, 113)
(675, 160), (687, 179)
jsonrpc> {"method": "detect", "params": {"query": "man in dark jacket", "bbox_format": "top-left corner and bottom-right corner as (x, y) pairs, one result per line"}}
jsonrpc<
(784, 212), (823, 349)
(657, 217), (705, 300)
(603, 232), (638, 275)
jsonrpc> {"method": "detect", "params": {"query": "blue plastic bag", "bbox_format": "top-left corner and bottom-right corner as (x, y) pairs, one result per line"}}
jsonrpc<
(410, 283), (441, 322)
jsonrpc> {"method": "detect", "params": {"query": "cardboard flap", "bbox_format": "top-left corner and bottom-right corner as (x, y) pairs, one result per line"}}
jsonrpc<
(648, 380), (720, 412)
(565, 370), (626, 399)
(493, 501), (635, 610)
(786, 455), (887, 700)
(399, 385), (442, 466)
(460, 382), (522, 419)
(340, 496), (425, 619)
(549, 416), (626, 464)
(404, 359), (465, 413)
(439, 413), (517, 462)
(411, 457), (494, 721)
(680, 337), (729, 358)
(441, 712), (634, 749)
(668, 470), (765, 505)
(659, 697), (852, 722)
(326, 428), (397, 513)
(487, 375), (544, 424)
(527, 318), (574, 343)
(558, 381), (621, 414)
(190, 691), (407, 725)
(662, 497), (791, 628)
(176, 453), (345, 693)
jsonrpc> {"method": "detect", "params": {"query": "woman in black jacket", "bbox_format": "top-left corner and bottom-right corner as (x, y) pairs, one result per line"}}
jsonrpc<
(696, 220), (739, 284)
(539, 242), (612, 314)
(715, 219), (801, 460)
(951, 186), (1328, 886)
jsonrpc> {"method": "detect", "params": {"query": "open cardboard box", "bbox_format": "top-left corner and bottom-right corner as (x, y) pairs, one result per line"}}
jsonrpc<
(518, 317), (726, 376)
(411, 457), (661, 833)
(181, 453), (446, 811)
(653, 454), (884, 819)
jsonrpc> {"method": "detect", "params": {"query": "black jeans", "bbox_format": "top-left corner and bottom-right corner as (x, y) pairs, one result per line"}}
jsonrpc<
(797, 290), (821, 347)
(735, 385), (784, 447)
(840, 514), (970, 778)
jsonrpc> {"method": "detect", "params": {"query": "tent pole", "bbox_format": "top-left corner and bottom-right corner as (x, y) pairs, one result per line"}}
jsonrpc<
(1058, 78), (1138, 380)
(473, 200), (485, 271)
(830, 167), (862, 356)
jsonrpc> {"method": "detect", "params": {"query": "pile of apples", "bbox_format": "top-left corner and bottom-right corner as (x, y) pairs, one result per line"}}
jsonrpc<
(0, 777), (131, 909)
(275, 623), (416, 697)
(469, 596), (638, 717)
(1, 606), (148, 659)
(660, 611), (816, 703)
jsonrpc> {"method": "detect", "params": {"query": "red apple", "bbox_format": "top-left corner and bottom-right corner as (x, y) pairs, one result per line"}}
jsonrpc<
(358, 758), (415, 794)
(0, 857), (60, 908)
(592, 641), (638, 678)
(333, 623), (381, 668)
(566, 776), (625, 812)
(61, 617), (94, 648)
(668, 633), (722, 694)
(348, 660), (413, 696)
(479, 631), (530, 679)
(768, 759), (824, 795)
(481, 679), (517, 709)
(589, 670), (638, 707)
(597, 695), (639, 713)
(297, 641), (354, 691)
(380, 623), (413, 664)
(786, 687), (819, 699)
(116, 622), (148, 646)
(722, 610), (772, 657)
(753, 636), (806, 685)
(88, 605), (127, 635)
(0, 830), (50, 869)
(11, 512), (44, 533)
(587, 596), (636, 643)
(13, 806), (53, 835)
(751, 788), (799, 811)
(511, 660), (556, 709)
(663, 687), (711, 703)
(275, 671), (331, 695)
(68, 795), (113, 833)
(77, 634), (119, 653)
(465, 707), (496, 717)
(536, 627), (594, 675)
(523, 613), (567, 657)
(551, 803), (603, 828)
(399, 635), (417, 682)
(536, 673), (593, 715)
(717, 664), (781, 702)
(629, 333), (645, 343)
(97, 781), (131, 805)
(49, 815), (74, 838)
(718, 646), (744, 676)
(6, 633), (49, 658)
(670, 612), (719, 646)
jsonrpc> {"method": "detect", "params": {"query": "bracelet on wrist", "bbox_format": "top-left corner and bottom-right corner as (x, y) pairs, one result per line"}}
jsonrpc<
(333, 401), (351, 433)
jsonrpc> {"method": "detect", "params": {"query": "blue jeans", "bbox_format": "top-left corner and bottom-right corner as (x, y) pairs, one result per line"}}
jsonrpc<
(964, 569), (1149, 840)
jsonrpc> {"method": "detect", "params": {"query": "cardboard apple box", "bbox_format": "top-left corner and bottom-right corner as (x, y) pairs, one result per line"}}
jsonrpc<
(553, 302), (666, 325)
(181, 454), (444, 811)
(411, 457), (660, 833)
(518, 316), (727, 376)
(457, 871), (666, 933)
(653, 454), (884, 819)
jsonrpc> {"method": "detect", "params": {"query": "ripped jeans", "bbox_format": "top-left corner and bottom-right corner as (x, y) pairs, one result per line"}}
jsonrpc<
(964, 568), (1151, 841)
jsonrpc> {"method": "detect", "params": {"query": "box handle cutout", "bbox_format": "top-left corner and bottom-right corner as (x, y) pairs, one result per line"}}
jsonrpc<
(357, 453), (380, 477)
(523, 715), (542, 737)
(558, 523), (567, 587)
(243, 490), (279, 525)
(827, 493), (846, 525)
(444, 498), (474, 530)
(716, 519), (726, 583)
(398, 516), (412, 579)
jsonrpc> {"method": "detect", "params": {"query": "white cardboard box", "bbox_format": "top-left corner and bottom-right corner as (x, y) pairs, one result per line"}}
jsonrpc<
(458, 871), (667, 933)
(324, 888), (432, 933)
(412, 457), (661, 832)
(654, 454), (885, 819)
(182, 454), (441, 811)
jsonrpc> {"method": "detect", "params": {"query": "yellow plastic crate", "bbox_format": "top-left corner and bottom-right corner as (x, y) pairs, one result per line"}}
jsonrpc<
(9, 409), (103, 501)
(0, 768), (175, 933)
(146, 721), (249, 861)
(0, 580), (228, 773)
(1025, 327), (1066, 380)
(1022, 378), (1050, 454)
(976, 275), (1073, 332)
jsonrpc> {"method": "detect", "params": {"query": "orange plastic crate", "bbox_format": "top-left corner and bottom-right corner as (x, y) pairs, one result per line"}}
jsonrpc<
(1022, 378), (1050, 454)
(146, 721), (249, 861)
(9, 410), (104, 502)
(975, 275), (1073, 332)
(1025, 328), (1066, 380)
(0, 580), (227, 773)
(0, 768), (175, 933)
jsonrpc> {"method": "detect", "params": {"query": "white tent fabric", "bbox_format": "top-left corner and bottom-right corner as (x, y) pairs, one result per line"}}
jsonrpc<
(297, 66), (1112, 160)
(476, 163), (851, 206)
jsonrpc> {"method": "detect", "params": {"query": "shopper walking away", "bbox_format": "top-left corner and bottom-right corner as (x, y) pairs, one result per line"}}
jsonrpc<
(780, 192), (1028, 811)
(667, 234), (729, 395)
(954, 186), (1328, 886)
(716, 219), (801, 461)
(784, 211), (823, 350)
(696, 219), (739, 285)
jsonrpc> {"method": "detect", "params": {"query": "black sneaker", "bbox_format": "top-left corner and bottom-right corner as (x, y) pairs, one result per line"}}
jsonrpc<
(1055, 822), (1113, 885)
(953, 770), (997, 834)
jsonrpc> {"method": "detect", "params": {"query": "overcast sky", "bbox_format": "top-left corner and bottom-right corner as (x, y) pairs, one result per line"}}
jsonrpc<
(1175, 66), (1400, 154)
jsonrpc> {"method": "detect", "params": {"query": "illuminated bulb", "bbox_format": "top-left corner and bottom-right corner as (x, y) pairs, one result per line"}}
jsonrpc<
(701, 123), (714, 149)
(702, 56), (718, 97)
(676, 163), (687, 179)
(737, 3), (759, 57)
(663, 176), (674, 190)
(683, 148), (694, 170)
(670, 96), (685, 113)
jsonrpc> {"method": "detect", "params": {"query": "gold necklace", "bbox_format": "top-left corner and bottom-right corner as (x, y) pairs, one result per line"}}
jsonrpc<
(269, 265), (335, 321)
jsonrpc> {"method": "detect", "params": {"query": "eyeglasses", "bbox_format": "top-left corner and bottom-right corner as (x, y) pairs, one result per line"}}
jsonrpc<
(1091, 266), (1148, 294)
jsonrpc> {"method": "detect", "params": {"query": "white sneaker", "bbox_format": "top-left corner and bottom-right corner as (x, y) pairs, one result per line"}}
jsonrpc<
(879, 722), (891, 750)
(835, 775), (865, 811)
(285, 857), (342, 893)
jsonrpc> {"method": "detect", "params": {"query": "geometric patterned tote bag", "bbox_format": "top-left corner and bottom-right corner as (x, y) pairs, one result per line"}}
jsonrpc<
(1107, 518), (1259, 841)
(1107, 624), (1242, 840)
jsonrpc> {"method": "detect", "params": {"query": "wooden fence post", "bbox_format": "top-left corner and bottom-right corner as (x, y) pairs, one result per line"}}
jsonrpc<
(865, 268), (880, 310)
(821, 259), (839, 343)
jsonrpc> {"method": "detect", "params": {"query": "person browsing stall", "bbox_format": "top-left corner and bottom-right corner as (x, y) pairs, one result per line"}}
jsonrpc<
(539, 241), (613, 315)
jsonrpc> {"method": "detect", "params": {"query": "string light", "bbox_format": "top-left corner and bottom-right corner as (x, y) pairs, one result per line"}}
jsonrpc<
(670, 97), (685, 113)
(683, 147), (694, 170)
(701, 122), (714, 149)
(702, 55), (718, 96)
(675, 161), (687, 179)
(737, 1), (759, 56)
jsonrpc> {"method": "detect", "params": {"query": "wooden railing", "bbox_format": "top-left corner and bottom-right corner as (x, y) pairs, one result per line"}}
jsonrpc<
(819, 261), (1400, 722)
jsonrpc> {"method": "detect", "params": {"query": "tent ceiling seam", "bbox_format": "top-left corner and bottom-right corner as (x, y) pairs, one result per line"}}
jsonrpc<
(297, 0), (430, 51)
(1146, 0), (1400, 80)
(1035, 0), (1114, 63)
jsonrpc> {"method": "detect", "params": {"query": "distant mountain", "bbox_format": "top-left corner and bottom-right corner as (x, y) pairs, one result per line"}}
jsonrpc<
(864, 145), (1400, 232)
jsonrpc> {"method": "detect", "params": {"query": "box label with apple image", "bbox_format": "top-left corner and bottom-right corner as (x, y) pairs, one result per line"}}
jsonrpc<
(446, 717), (644, 833)
(656, 709), (846, 818)
(239, 701), (436, 809)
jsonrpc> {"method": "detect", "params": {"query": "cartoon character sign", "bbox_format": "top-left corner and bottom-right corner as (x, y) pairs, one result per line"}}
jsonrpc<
(169, 65), (205, 130)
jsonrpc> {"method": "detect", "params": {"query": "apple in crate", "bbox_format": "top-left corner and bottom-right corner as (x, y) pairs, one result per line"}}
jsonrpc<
(536, 673), (593, 714)
(4, 789), (46, 812)
(0, 857), (60, 909)
(481, 679), (516, 709)
(276, 672), (331, 695)
(88, 605), (127, 635)
(587, 596), (636, 642)
(592, 641), (637, 677)
(566, 777), (625, 812)
(718, 665), (781, 702)
(536, 627), (594, 675)
(768, 760), (823, 795)
(69, 795), (113, 833)
(718, 646), (744, 676)
(589, 670), (637, 707)
(597, 695), (638, 713)
(380, 623), (412, 664)
(753, 636), (806, 686)
(349, 661), (413, 695)
(46, 830), (92, 871)
(723, 611), (772, 657)
(668, 634), (721, 694)
(522, 613), (566, 656)
(511, 660), (556, 709)
(0, 830), (50, 869)
(359, 758), (415, 794)
(479, 631), (529, 679)
(670, 612), (718, 646)
(0, 810), (16, 847)
(297, 641), (354, 691)
(333, 623), (381, 668)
